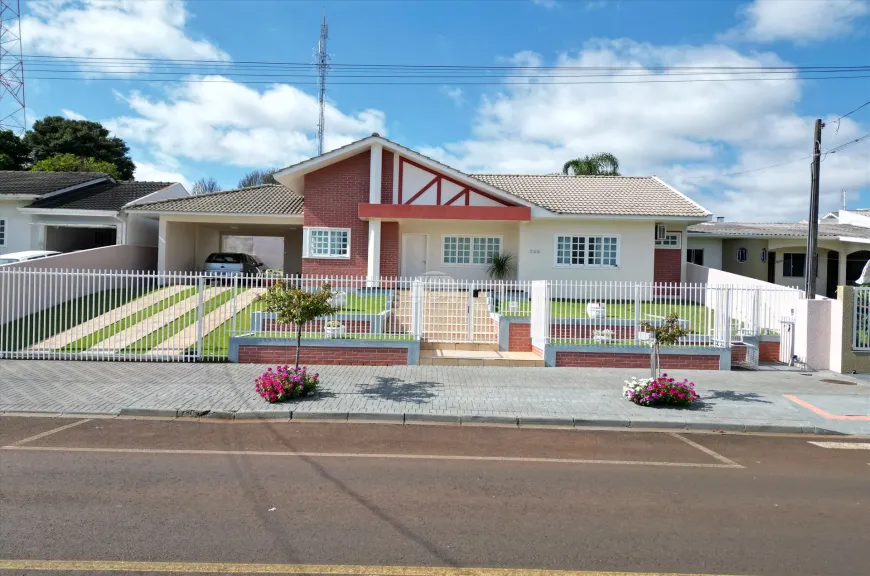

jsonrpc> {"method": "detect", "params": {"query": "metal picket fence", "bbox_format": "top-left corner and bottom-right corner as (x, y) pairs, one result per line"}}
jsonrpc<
(0, 269), (802, 362)
(853, 287), (870, 351)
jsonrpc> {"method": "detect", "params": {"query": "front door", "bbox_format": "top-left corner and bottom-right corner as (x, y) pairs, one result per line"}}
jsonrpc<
(402, 234), (427, 278)
(767, 251), (776, 283)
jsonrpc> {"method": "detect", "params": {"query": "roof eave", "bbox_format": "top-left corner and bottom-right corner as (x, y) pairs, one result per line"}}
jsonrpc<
(535, 211), (711, 221)
(18, 208), (119, 217)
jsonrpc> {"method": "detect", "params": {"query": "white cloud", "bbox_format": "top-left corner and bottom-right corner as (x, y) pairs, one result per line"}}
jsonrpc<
(726, 0), (869, 43)
(418, 40), (870, 221)
(22, 0), (228, 62)
(134, 159), (192, 190)
(61, 108), (86, 121)
(441, 86), (465, 106)
(531, 0), (559, 8)
(105, 76), (386, 168)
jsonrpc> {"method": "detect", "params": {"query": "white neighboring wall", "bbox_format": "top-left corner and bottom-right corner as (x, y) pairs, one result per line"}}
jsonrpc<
(124, 183), (190, 247)
(686, 236), (722, 270)
(837, 210), (870, 228)
(0, 199), (33, 254)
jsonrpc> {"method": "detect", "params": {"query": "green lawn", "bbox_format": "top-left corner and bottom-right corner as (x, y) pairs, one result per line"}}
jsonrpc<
(341, 293), (388, 314)
(499, 300), (714, 335)
(61, 287), (198, 352)
(0, 288), (145, 351)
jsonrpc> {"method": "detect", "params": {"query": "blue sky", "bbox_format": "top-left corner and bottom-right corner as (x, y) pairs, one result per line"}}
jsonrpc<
(13, 0), (870, 220)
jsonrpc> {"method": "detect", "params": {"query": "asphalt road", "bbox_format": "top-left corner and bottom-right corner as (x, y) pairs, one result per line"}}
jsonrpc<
(1, 416), (869, 576)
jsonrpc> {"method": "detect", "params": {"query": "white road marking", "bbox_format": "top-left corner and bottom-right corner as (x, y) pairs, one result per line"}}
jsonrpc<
(5, 418), (92, 447)
(808, 441), (870, 450)
(669, 433), (743, 467)
(0, 445), (743, 469)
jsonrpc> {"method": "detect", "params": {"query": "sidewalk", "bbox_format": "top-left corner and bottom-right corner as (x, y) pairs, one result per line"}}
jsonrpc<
(1, 361), (868, 436)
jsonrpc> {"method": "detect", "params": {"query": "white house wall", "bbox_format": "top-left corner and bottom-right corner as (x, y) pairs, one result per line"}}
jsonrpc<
(126, 214), (159, 246)
(0, 199), (33, 254)
(686, 237), (722, 270)
(397, 220), (521, 281)
(517, 219), (655, 282)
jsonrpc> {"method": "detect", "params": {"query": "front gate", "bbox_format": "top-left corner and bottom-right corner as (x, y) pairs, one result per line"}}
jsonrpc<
(418, 278), (499, 343)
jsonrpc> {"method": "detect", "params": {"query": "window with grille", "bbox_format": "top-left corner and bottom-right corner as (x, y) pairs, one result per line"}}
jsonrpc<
(443, 236), (500, 265)
(304, 227), (350, 258)
(654, 232), (681, 248)
(555, 235), (619, 267)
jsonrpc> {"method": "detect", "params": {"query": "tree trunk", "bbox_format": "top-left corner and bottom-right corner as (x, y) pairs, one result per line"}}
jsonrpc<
(295, 323), (302, 370)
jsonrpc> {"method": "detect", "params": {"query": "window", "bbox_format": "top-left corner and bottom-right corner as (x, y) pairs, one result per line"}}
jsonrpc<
(736, 247), (748, 263)
(555, 235), (619, 267)
(304, 227), (350, 259)
(782, 253), (806, 277)
(443, 236), (500, 265)
(687, 248), (704, 266)
(655, 232), (681, 248)
(0, 218), (5, 246)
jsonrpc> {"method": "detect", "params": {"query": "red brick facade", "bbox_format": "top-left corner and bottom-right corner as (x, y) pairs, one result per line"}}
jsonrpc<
(653, 248), (682, 283)
(238, 345), (407, 366)
(508, 322), (532, 352)
(302, 151), (371, 276)
(380, 221), (399, 277)
(555, 351), (720, 370)
(760, 340), (780, 363)
(381, 150), (394, 203)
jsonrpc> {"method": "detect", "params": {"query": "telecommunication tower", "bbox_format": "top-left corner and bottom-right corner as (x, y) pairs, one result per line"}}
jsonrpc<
(315, 13), (329, 155)
(0, 0), (26, 134)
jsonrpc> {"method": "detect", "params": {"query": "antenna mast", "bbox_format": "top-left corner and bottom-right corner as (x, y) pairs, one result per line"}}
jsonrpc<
(0, 0), (26, 134)
(315, 12), (329, 155)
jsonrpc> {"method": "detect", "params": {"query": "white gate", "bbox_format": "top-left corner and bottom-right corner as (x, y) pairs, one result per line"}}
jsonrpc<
(418, 278), (499, 343)
(853, 287), (870, 350)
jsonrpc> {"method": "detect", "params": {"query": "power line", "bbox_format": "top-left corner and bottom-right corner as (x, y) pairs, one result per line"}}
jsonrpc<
(825, 131), (870, 154)
(830, 99), (870, 123)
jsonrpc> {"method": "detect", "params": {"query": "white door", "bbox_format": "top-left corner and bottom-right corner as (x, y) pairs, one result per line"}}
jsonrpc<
(402, 234), (427, 278)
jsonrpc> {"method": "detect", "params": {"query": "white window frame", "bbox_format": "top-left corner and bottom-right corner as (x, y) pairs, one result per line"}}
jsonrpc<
(0, 218), (5, 247)
(441, 234), (502, 266)
(654, 231), (681, 249)
(553, 234), (621, 268)
(302, 227), (351, 259)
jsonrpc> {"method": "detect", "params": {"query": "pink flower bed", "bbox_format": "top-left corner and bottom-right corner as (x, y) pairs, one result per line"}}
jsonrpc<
(623, 374), (699, 407)
(255, 365), (319, 403)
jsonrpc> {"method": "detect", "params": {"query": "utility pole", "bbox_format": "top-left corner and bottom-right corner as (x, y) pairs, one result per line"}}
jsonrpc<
(805, 118), (824, 299)
(315, 12), (329, 156)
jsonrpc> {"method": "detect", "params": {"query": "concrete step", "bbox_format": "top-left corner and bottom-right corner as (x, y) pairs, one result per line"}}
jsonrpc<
(421, 342), (499, 352)
(419, 348), (544, 367)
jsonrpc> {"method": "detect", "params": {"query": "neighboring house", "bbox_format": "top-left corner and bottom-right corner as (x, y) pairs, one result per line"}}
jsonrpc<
(687, 212), (870, 298)
(128, 134), (712, 280)
(0, 171), (188, 254)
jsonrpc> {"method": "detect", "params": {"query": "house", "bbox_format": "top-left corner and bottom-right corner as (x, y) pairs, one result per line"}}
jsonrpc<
(686, 213), (870, 297)
(128, 134), (712, 281)
(0, 171), (188, 255)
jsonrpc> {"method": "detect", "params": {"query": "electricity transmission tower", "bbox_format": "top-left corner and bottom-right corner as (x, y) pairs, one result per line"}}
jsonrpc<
(315, 13), (329, 155)
(0, 0), (26, 134)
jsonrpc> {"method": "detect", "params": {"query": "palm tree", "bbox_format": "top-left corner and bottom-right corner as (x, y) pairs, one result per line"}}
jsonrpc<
(562, 153), (620, 176)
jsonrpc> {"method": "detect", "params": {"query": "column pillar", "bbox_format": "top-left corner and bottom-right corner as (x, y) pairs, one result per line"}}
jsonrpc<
(838, 249), (848, 286)
(367, 219), (381, 282)
(369, 143), (383, 204)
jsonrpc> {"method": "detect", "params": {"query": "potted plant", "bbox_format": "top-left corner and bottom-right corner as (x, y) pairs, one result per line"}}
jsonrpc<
(586, 302), (606, 319)
(255, 280), (339, 369)
(324, 320), (346, 339)
(487, 253), (516, 279)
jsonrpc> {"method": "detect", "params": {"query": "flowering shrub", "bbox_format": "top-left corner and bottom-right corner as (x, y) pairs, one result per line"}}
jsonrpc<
(255, 365), (318, 403)
(623, 374), (699, 407)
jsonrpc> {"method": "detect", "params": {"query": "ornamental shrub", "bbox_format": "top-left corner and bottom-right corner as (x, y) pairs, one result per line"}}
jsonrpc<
(623, 374), (699, 407)
(255, 365), (318, 403)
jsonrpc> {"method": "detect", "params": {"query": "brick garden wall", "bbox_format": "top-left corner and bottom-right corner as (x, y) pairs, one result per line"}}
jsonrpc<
(302, 151), (371, 276)
(654, 248), (682, 284)
(555, 351), (720, 370)
(760, 340), (780, 363)
(508, 322), (532, 352)
(238, 345), (407, 366)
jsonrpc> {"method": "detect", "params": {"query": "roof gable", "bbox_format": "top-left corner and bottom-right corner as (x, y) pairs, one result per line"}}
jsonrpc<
(0, 171), (108, 197)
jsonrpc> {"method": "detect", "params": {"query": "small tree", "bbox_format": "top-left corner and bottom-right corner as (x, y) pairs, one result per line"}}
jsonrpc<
(31, 153), (121, 179)
(640, 312), (690, 378)
(255, 281), (339, 369)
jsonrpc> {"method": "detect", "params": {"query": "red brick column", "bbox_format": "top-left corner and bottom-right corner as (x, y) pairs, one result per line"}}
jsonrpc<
(654, 248), (682, 283)
(508, 322), (532, 352)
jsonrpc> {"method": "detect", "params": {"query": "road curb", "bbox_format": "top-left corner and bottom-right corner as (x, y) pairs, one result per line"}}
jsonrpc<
(118, 408), (178, 418)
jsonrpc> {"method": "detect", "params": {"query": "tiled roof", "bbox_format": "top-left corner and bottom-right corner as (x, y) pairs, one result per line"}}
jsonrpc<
(471, 174), (710, 217)
(128, 183), (303, 215)
(688, 221), (870, 239)
(0, 171), (108, 196)
(27, 180), (173, 211)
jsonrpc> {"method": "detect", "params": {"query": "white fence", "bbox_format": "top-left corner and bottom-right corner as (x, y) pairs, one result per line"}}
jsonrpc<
(0, 269), (802, 362)
(853, 287), (870, 351)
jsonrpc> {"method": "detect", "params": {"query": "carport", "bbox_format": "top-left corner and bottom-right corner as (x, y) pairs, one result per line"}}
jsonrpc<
(125, 184), (305, 274)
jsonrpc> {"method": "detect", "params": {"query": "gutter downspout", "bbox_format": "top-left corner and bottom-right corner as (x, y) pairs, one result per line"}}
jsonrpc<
(114, 213), (127, 245)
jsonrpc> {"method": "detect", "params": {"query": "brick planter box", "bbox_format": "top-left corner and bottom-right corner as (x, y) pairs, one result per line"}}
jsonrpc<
(543, 344), (729, 370)
(229, 337), (420, 366)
